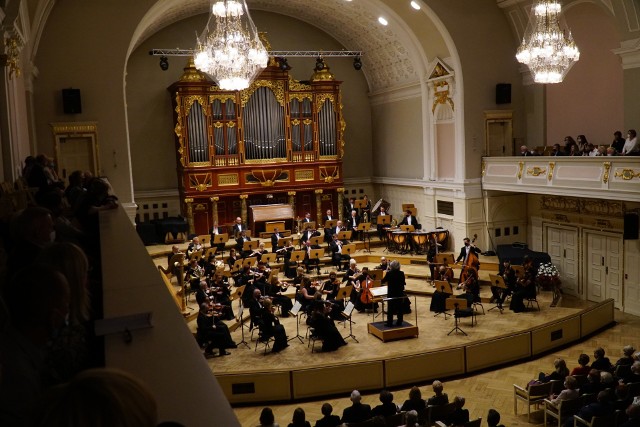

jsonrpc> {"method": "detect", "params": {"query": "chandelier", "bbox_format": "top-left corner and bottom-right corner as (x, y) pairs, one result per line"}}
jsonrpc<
(194, 0), (268, 91)
(515, 0), (579, 84)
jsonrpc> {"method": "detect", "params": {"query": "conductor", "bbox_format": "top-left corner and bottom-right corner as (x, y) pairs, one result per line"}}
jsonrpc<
(382, 260), (406, 327)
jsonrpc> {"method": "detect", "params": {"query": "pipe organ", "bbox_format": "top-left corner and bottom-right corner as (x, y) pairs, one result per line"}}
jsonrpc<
(169, 58), (345, 235)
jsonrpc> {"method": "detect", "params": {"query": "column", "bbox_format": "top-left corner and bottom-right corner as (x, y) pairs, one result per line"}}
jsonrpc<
(314, 189), (323, 223)
(210, 196), (219, 225)
(337, 187), (345, 221)
(240, 194), (248, 226)
(185, 198), (194, 235)
(288, 191), (296, 213)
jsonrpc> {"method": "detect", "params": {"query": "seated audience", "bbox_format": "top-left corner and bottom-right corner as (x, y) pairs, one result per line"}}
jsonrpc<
(580, 369), (604, 395)
(341, 390), (372, 424)
(619, 402), (640, 427)
(538, 358), (570, 383)
(258, 407), (279, 427)
(445, 396), (469, 426)
(427, 380), (449, 406)
(487, 409), (505, 427)
(288, 408), (311, 427)
(401, 386), (426, 413)
(402, 410), (419, 427)
(621, 361), (640, 384)
(591, 347), (614, 372)
(622, 129), (639, 155)
(548, 376), (579, 405)
(564, 390), (613, 427)
(571, 353), (591, 376)
(616, 345), (636, 368)
(314, 403), (340, 427)
(371, 389), (398, 418)
(612, 130), (626, 153)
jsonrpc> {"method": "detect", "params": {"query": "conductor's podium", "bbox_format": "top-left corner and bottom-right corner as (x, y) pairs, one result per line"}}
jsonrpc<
(368, 321), (419, 342)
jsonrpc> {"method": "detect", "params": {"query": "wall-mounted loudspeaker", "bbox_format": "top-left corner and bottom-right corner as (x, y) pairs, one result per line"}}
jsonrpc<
(62, 88), (82, 114)
(624, 213), (639, 240)
(496, 83), (511, 104)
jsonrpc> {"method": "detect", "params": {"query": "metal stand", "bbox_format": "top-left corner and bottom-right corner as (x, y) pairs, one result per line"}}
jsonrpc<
(236, 302), (251, 348)
(287, 301), (305, 344)
(447, 312), (468, 336)
(340, 302), (358, 343)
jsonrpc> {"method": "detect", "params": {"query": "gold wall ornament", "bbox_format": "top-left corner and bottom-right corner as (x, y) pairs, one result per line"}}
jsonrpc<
(541, 195), (580, 213)
(183, 95), (209, 116)
(429, 62), (450, 79)
(291, 119), (300, 126)
(289, 93), (312, 102)
(314, 189), (324, 194)
(311, 63), (335, 82)
(526, 166), (547, 176)
(213, 122), (223, 128)
(217, 173), (239, 186)
(315, 94), (335, 114)
(174, 99), (187, 167)
(288, 76), (312, 91)
(581, 199), (625, 217)
(481, 161), (486, 177)
(188, 173), (213, 191)
(517, 161), (524, 180)
(179, 58), (209, 82)
(602, 162), (611, 184)
(614, 168), (640, 180)
(548, 162), (555, 181)
(239, 194), (249, 199)
(209, 94), (236, 103)
(240, 79), (285, 107)
(320, 166), (339, 183)
(431, 80), (454, 114)
(295, 169), (314, 181)
(3, 37), (21, 79)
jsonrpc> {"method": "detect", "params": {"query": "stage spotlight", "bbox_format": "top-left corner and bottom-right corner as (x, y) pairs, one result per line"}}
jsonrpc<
(159, 56), (169, 71)
(353, 56), (362, 71)
(278, 57), (291, 71)
(315, 57), (325, 71)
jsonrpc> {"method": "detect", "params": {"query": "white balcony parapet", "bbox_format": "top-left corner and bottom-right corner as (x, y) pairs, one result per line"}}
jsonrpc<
(481, 156), (640, 202)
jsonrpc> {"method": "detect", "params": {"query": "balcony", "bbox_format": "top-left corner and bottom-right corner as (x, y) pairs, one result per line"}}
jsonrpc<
(481, 157), (640, 202)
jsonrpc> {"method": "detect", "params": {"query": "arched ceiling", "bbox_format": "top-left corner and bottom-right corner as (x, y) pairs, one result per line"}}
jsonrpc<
(131, 0), (433, 91)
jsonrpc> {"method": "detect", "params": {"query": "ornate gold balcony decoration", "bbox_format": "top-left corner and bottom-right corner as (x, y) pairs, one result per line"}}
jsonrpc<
(432, 80), (454, 114)
(3, 37), (21, 79)
(602, 162), (611, 184)
(179, 58), (209, 82)
(209, 94), (236, 103)
(174, 101), (186, 167)
(240, 79), (285, 106)
(288, 76), (312, 92)
(250, 169), (286, 187)
(548, 162), (555, 181)
(517, 161), (524, 180)
(189, 173), (213, 191)
(541, 195), (625, 217)
(184, 95), (209, 116)
(295, 169), (314, 181)
(541, 196), (580, 213)
(614, 168), (640, 181)
(320, 166), (339, 183)
(526, 166), (546, 177)
(315, 94), (335, 113)
(217, 173), (239, 186)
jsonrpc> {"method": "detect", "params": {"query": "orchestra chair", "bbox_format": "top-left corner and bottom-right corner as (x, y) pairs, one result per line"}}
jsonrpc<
(543, 397), (581, 427)
(472, 296), (485, 315)
(289, 250), (305, 270)
(204, 247), (217, 261)
(614, 409), (628, 426)
(488, 274), (506, 314)
(307, 326), (323, 353)
(445, 298), (475, 336)
(573, 413), (615, 427)
(526, 293), (541, 311)
(512, 265), (525, 279)
(513, 381), (553, 422)
(425, 402), (456, 427)
(197, 234), (210, 248)
(254, 322), (275, 355)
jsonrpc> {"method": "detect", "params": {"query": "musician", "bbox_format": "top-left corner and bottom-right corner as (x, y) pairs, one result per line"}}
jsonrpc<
(250, 242), (267, 262)
(309, 299), (347, 352)
(235, 230), (252, 258)
(196, 303), (236, 357)
(347, 197), (357, 217)
(377, 256), (390, 271)
(427, 235), (438, 282)
(260, 298), (289, 353)
(264, 275), (293, 317)
(300, 225), (320, 244)
(376, 206), (390, 239)
(491, 260), (517, 309)
(231, 216), (246, 238)
(430, 266), (453, 313)
(167, 245), (183, 275)
(297, 276), (317, 314)
(330, 233), (350, 271)
(303, 240), (322, 274)
(347, 209), (360, 231)
(357, 266), (378, 313)
(361, 195), (372, 222)
(322, 272), (341, 301)
(186, 236), (204, 259)
(399, 210), (418, 228)
(226, 248), (239, 271)
(510, 256), (537, 313)
(195, 281), (213, 307)
(203, 254), (220, 279)
(237, 266), (256, 306)
(210, 271), (234, 320)
(292, 266), (306, 289)
(302, 212), (312, 223)
(209, 221), (226, 252)
(252, 261), (271, 295)
(185, 258), (205, 292)
(436, 264), (454, 283)
(323, 209), (335, 243)
(248, 288), (265, 329)
(271, 228), (283, 253)
(456, 237), (481, 265)
(459, 268), (480, 308)
(383, 260), (406, 327)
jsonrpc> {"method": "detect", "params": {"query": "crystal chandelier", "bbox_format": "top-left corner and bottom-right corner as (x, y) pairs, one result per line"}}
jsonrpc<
(516, 0), (580, 84)
(194, 0), (268, 91)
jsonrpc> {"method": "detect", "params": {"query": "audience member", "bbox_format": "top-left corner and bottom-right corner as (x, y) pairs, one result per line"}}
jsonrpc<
(288, 407), (311, 427)
(538, 358), (570, 383)
(314, 403), (340, 427)
(371, 389), (398, 418)
(487, 409), (505, 427)
(402, 410), (419, 427)
(621, 361), (640, 384)
(258, 407), (280, 427)
(427, 380), (449, 406)
(581, 369), (603, 395)
(401, 386), (426, 413)
(622, 129), (639, 155)
(571, 353), (591, 376)
(445, 395), (470, 426)
(341, 390), (372, 424)
(612, 130), (626, 153)
(616, 345), (636, 368)
(30, 368), (157, 427)
(619, 402), (640, 427)
(592, 347), (613, 372)
(548, 376), (579, 405)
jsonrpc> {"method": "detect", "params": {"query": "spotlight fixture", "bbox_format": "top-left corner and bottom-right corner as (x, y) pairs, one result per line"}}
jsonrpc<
(315, 57), (325, 71)
(353, 56), (362, 71)
(378, 17), (388, 26)
(278, 57), (291, 71)
(159, 56), (169, 71)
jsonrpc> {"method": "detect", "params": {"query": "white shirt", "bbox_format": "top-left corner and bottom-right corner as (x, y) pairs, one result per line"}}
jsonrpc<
(623, 137), (639, 154)
(407, 216), (412, 225)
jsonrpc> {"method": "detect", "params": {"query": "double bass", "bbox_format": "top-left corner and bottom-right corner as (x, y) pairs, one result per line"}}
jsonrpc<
(459, 234), (480, 284)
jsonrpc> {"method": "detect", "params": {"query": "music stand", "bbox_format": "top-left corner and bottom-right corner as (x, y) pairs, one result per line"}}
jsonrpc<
(433, 280), (453, 319)
(337, 231), (352, 241)
(309, 236), (323, 246)
(445, 298), (473, 336)
(214, 233), (229, 257)
(340, 301), (358, 343)
(369, 269), (385, 281)
(242, 240), (258, 253)
(288, 301), (305, 344)
(231, 259), (244, 273)
(400, 225), (415, 233)
(302, 221), (316, 231)
(435, 253), (455, 265)
(189, 250), (203, 263)
(377, 216), (391, 226)
(488, 274), (507, 313)
(324, 219), (337, 229)
(230, 285), (250, 348)
(356, 222), (372, 252)
(261, 253), (276, 265)
(512, 265), (525, 279)
(310, 248), (324, 273)
(242, 256), (258, 268)
(341, 244), (356, 267)
(289, 250), (305, 270)
(204, 247), (217, 261)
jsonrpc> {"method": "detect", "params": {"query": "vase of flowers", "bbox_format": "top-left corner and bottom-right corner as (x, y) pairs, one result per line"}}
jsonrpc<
(537, 262), (562, 306)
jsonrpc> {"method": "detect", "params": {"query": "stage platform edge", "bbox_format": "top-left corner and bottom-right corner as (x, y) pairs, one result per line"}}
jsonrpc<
(367, 321), (419, 342)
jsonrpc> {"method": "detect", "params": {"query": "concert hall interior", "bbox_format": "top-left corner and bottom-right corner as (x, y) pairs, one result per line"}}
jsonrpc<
(1, 0), (640, 426)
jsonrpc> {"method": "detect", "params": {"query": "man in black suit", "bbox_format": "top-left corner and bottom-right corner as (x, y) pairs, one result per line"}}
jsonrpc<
(196, 303), (236, 357)
(330, 234), (349, 271)
(399, 210), (418, 229)
(231, 216), (246, 238)
(302, 212), (312, 223)
(382, 260), (406, 327)
(303, 240), (321, 274)
(235, 230), (251, 258)
(346, 209), (359, 231)
(248, 288), (264, 329)
(300, 225), (319, 244)
(551, 143), (565, 156)
(456, 237), (481, 265)
(341, 390), (372, 425)
(323, 210), (334, 243)
(271, 228), (283, 253)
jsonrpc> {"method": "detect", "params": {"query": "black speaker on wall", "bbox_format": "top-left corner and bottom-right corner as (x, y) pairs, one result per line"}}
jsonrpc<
(496, 83), (511, 104)
(624, 213), (639, 240)
(62, 88), (82, 114)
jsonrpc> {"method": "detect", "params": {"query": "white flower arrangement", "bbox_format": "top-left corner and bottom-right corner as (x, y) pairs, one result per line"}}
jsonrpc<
(537, 262), (560, 278)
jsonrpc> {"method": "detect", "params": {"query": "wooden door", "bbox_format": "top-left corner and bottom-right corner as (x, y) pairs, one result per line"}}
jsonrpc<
(587, 232), (623, 308)
(624, 242), (640, 316)
(546, 225), (579, 296)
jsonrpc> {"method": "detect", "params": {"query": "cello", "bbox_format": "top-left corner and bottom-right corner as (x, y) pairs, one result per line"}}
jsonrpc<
(360, 274), (374, 306)
(458, 234), (480, 285)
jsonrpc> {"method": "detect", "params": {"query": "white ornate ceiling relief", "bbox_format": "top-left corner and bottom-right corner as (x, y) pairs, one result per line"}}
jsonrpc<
(132, 0), (421, 91)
